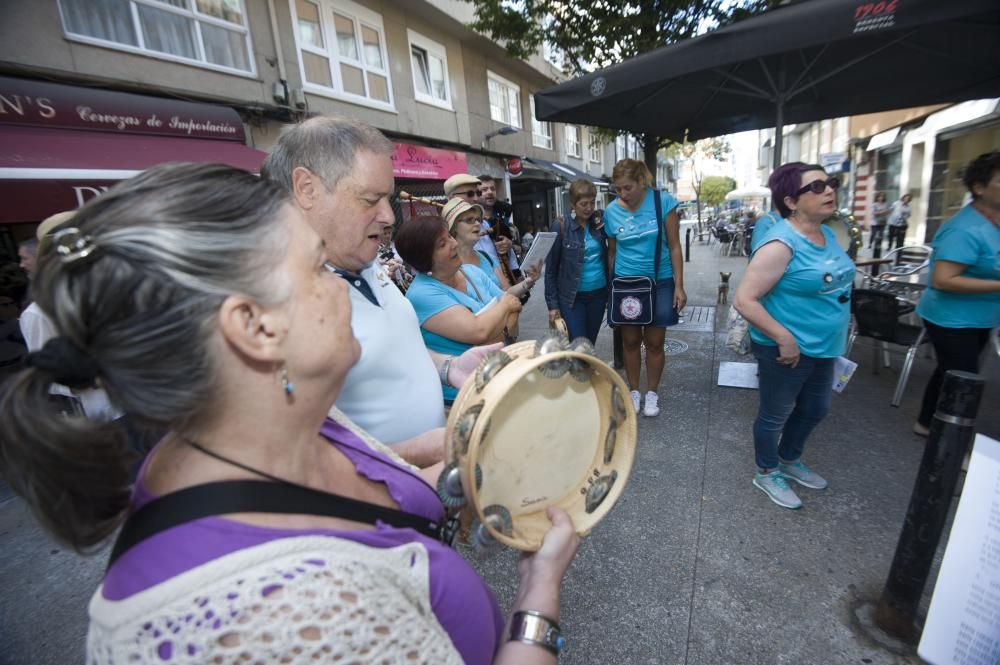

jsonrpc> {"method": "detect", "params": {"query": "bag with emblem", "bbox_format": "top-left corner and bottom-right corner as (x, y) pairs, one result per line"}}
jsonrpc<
(608, 190), (663, 326)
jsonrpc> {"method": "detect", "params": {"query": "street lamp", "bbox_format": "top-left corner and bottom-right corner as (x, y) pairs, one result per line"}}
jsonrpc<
(482, 126), (519, 149)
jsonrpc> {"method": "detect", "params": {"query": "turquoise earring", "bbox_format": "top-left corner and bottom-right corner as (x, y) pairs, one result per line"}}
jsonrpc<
(281, 367), (295, 395)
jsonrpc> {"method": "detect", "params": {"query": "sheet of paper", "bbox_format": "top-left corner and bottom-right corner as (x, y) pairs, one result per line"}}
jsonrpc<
(474, 296), (498, 316)
(520, 232), (557, 275)
(832, 355), (858, 393)
(918, 434), (1000, 665)
(718, 361), (759, 389)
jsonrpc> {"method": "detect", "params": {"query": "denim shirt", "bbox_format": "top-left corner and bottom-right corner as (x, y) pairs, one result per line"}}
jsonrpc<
(544, 212), (609, 310)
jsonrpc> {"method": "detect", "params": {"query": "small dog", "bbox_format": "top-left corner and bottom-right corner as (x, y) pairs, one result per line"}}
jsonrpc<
(717, 272), (732, 304)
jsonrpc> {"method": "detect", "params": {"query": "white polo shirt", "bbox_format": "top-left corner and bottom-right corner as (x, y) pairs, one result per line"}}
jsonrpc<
(332, 261), (445, 445)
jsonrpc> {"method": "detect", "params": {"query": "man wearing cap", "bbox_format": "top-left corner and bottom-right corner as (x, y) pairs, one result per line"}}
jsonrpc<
(262, 116), (495, 467)
(443, 174), (519, 284)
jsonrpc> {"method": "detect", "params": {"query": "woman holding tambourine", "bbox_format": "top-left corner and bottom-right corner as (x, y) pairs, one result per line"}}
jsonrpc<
(604, 159), (686, 418)
(544, 178), (609, 345)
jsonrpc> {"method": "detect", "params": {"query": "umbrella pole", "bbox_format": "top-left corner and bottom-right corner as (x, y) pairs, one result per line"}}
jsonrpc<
(772, 100), (784, 172)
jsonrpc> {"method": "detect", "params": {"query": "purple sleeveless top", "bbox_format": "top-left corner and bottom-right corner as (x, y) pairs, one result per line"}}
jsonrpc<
(102, 419), (503, 664)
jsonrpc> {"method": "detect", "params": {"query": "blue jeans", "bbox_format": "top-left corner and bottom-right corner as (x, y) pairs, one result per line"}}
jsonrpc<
(751, 341), (834, 470)
(561, 287), (608, 344)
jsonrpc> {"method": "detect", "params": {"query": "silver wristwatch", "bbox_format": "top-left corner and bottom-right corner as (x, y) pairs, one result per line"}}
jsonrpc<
(509, 610), (565, 656)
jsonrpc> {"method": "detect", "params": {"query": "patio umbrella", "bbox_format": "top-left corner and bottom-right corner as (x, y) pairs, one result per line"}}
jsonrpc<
(533, 0), (1000, 168)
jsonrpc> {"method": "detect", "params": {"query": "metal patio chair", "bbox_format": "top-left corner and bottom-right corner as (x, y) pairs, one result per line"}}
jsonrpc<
(846, 288), (930, 407)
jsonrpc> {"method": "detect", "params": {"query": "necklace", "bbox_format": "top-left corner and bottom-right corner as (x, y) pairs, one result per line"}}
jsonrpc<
(181, 435), (291, 486)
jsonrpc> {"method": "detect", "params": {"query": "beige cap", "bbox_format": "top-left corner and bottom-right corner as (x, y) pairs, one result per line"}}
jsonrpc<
(443, 173), (481, 196)
(37, 210), (76, 241)
(441, 198), (483, 232)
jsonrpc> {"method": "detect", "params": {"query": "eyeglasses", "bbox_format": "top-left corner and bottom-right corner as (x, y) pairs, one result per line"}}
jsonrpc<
(795, 177), (840, 197)
(456, 189), (481, 198)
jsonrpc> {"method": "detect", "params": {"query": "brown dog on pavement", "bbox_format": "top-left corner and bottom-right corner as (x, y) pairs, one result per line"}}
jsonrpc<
(717, 272), (732, 304)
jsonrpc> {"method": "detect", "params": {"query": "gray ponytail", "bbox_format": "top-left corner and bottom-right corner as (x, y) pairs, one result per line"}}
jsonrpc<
(0, 163), (290, 550)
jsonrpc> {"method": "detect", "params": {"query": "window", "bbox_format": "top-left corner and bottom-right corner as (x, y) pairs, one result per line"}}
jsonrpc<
(291, 0), (393, 110)
(530, 97), (552, 150)
(408, 30), (451, 109)
(487, 70), (521, 128)
(565, 125), (581, 157)
(588, 130), (602, 163)
(58, 0), (254, 74)
(616, 135), (627, 160)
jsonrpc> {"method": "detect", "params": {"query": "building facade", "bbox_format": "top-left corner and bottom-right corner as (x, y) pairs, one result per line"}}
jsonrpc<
(0, 0), (625, 255)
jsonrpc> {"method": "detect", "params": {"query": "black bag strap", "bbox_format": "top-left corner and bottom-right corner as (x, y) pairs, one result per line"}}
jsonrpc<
(476, 249), (495, 267)
(653, 189), (664, 285)
(107, 480), (449, 570)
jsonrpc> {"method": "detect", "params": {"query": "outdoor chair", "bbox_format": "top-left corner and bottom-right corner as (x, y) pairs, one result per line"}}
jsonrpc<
(846, 289), (929, 407)
(877, 245), (931, 280)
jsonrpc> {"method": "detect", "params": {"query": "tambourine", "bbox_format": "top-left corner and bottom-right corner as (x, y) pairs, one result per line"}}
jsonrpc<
(438, 333), (637, 551)
(550, 315), (569, 338)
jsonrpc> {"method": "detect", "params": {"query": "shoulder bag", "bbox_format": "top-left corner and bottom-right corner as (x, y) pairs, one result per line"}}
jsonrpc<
(608, 190), (663, 326)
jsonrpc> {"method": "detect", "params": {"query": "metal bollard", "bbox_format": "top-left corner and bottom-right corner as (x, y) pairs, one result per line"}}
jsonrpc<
(685, 227), (691, 263)
(873, 370), (984, 642)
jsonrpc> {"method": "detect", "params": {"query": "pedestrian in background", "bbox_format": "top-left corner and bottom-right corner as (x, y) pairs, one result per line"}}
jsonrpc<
(887, 193), (912, 250)
(545, 178), (608, 345)
(0, 163), (579, 664)
(913, 151), (1000, 437)
(869, 191), (890, 252)
(734, 162), (854, 510)
(604, 159), (686, 417)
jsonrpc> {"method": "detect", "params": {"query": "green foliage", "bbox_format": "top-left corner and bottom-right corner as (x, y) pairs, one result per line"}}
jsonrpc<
(699, 176), (737, 207)
(466, 0), (775, 170)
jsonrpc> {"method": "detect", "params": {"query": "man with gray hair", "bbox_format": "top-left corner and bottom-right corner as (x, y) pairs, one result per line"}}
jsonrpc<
(262, 115), (491, 466)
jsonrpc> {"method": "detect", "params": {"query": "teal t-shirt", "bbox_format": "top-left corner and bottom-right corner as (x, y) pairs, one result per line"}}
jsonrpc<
(407, 265), (505, 400)
(604, 189), (678, 280)
(916, 205), (1000, 329)
(475, 251), (502, 288)
(579, 230), (608, 291)
(749, 220), (854, 358)
(751, 210), (783, 253)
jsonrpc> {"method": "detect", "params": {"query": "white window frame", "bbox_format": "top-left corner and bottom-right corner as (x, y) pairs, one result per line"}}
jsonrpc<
(290, 0), (395, 112)
(487, 70), (522, 129)
(530, 97), (552, 150)
(57, 0), (256, 78)
(407, 29), (452, 111)
(565, 125), (581, 158)
(588, 130), (602, 164)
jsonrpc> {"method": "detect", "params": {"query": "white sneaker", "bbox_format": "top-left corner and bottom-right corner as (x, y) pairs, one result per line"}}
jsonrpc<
(643, 391), (660, 417)
(630, 390), (641, 414)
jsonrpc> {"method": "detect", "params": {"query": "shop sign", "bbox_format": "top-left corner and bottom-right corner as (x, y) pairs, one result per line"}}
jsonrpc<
(391, 143), (467, 180)
(820, 152), (848, 172)
(0, 75), (245, 142)
(507, 158), (523, 176)
(0, 179), (117, 224)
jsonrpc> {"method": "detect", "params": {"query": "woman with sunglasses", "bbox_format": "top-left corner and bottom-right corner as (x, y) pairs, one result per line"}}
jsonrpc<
(734, 163), (854, 510)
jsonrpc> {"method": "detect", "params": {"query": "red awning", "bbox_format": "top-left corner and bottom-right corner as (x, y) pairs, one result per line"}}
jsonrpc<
(0, 125), (268, 224)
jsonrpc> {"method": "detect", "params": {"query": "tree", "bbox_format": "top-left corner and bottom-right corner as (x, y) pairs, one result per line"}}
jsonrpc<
(467, 0), (777, 175)
(699, 175), (737, 208)
(662, 137), (731, 228)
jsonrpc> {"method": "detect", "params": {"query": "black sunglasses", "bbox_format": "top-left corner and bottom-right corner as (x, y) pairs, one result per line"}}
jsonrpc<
(457, 189), (482, 198)
(796, 176), (840, 197)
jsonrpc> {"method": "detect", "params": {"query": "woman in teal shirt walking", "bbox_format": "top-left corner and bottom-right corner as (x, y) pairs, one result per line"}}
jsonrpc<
(734, 163), (854, 510)
(913, 152), (1000, 436)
